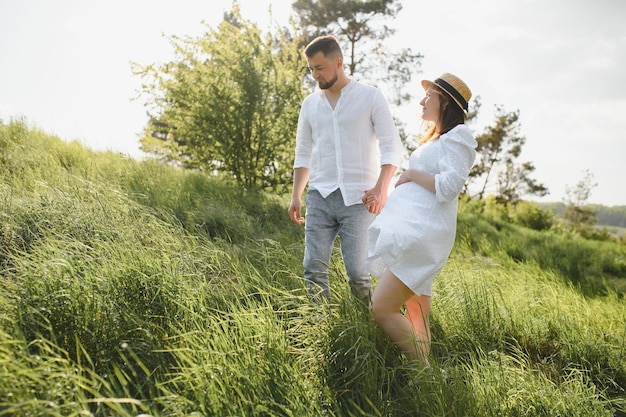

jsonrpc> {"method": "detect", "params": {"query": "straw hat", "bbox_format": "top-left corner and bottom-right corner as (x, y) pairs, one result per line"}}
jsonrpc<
(421, 73), (471, 112)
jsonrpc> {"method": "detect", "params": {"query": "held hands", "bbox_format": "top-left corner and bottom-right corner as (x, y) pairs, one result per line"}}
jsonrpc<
(362, 187), (388, 214)
(363, 170), (419, 213)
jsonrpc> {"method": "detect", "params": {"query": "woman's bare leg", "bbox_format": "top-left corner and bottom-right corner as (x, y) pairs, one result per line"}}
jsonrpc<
(405, 293), (431, 363)
(370, 269), (432, 364)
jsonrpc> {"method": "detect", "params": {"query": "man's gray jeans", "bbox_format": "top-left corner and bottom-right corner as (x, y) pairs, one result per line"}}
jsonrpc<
(303, 189), (375, 300)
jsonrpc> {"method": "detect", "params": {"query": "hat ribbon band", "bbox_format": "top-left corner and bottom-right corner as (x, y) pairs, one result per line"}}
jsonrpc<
(435, 78), (468, 110)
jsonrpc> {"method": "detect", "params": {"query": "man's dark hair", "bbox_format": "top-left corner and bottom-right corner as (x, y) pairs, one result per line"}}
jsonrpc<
(304, 35), (343, 59)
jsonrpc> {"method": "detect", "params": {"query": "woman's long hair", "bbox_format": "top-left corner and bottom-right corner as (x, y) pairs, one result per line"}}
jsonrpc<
(420, 86), (466, 144)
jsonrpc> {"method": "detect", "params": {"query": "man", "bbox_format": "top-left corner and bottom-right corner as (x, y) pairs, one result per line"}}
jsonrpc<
(288, 35), (402, 301)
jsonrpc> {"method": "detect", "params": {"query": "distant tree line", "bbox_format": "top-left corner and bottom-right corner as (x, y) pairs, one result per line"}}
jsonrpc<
(594, 206), (626, 227)
(545, 203), (626, 228)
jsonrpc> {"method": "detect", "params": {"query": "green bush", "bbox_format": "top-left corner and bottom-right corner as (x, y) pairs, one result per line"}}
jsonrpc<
(510, 200), (554, 230)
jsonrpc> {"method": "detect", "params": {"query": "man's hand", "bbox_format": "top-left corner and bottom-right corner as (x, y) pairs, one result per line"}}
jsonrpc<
(288, 198), (305, 225)
(362, 188), (387, 214)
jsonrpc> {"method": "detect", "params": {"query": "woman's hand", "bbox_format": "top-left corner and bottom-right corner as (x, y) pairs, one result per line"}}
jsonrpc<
(395, 170), (414, 187)
(395, 169), (436, 193)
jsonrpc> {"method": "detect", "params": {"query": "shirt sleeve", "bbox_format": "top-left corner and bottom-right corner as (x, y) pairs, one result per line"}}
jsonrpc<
(371, 91), (402, 167)
(293, 98), (313, 169)
(434, 125), (477, 202)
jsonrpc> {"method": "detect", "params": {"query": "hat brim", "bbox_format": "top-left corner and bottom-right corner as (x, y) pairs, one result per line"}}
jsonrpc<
(421, 79), (435, 91)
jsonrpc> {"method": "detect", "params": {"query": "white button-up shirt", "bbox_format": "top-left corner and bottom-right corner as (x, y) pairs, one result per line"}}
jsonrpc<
(294, 80), (402, 206)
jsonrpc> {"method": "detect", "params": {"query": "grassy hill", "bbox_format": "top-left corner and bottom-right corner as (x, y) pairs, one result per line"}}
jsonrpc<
(1, 119), (625, 416)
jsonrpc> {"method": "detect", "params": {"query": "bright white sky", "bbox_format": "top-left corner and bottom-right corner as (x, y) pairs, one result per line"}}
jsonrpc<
(1, 0), (625, 206)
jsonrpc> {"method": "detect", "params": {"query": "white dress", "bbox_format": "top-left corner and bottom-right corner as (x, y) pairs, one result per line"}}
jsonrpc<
(366, 124), (477, 296)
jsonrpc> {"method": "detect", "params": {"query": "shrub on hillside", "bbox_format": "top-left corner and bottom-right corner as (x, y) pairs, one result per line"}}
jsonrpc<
(509, 200), (554, 231)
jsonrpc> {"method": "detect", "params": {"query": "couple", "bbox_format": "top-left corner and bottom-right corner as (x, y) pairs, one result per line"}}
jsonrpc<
(288, 35), (477, 365)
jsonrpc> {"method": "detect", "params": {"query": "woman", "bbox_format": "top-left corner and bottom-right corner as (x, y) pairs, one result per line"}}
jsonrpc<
(364, 73), (477, 364)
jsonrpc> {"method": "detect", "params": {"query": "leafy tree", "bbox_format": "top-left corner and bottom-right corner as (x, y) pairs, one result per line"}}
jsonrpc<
(467, 106), (548, 203)
(496, 160), (548, 205)
(562, 169), (599, 236)
(134, 8), (306, 191)
(292, 0), (422, 106)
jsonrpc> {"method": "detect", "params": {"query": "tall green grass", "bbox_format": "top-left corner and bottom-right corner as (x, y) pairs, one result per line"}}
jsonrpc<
(1, 119), (625, 416)
(456, 210), (626, 295)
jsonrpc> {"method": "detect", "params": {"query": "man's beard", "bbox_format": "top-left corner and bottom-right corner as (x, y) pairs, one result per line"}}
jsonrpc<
(318, 74), (338, 90)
